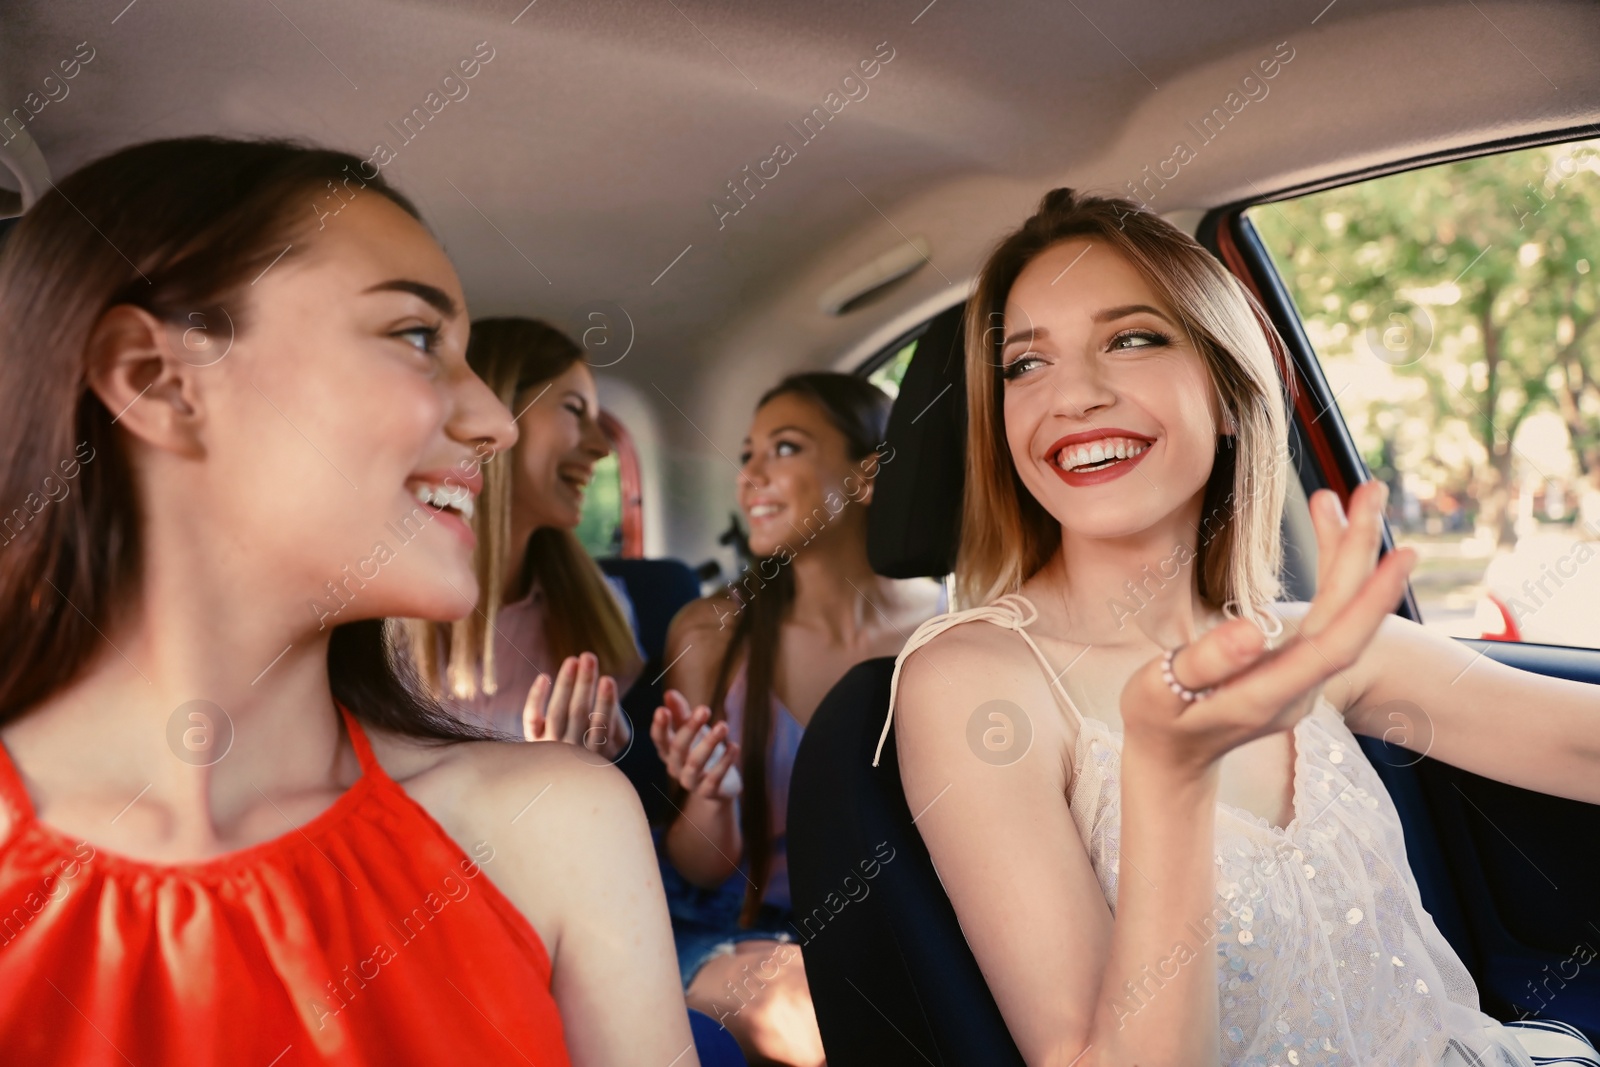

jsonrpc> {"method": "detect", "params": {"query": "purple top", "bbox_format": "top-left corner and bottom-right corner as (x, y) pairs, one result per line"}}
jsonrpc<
(721, 666), (805, 910)
(723, 580), (947, 909)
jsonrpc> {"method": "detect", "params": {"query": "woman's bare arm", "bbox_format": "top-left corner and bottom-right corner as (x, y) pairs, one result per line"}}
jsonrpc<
(1291, 489), (1600, 804)
(899, 481), (1413, 1066)
(657, 597), (743, 887)
(410, 740), (700, 1067)
(1339, 613), (1600, 802)
(898, 624), (1230, 1065)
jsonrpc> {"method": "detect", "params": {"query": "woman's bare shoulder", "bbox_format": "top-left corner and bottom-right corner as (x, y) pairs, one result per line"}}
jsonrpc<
(367, 733), (643, 864)
(904, 608), (1028, 660)
(371, 730), (633, 829)
(661, 591), (743, 695)
(667, 590), (739, 642)
(891, 611), (1076, 821)
(894, 613), (1070, 734)
(370, 731), (650, 940)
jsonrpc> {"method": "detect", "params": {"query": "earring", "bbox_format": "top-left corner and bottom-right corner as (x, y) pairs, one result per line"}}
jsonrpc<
(1223, 599), (1285, 648)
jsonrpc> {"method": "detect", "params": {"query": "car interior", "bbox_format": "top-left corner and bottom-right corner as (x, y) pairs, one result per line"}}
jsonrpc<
(4, 0), (1600, 1063)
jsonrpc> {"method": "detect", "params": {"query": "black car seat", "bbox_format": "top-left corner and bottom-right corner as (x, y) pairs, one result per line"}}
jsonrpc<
(787, 304), (1030, 1066)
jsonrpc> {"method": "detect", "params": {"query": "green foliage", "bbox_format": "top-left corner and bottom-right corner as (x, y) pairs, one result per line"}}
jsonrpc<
(574, 451), (623, 557)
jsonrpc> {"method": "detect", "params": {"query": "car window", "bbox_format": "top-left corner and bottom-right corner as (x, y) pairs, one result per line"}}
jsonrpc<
(1249, 137), (1600, 651)
(575, 419), (626, 557)
(865, 337), (918, 399)
(574, 450), (623, 557)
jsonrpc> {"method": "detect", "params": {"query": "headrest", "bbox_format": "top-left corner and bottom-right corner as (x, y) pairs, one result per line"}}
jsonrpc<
(867, 302), (968, 579)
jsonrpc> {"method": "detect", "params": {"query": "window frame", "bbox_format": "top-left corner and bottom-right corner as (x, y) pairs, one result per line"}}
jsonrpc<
(853, 312), (943, 381)
(598, 408), (644, 558)
(1203, 122), (1600, 638)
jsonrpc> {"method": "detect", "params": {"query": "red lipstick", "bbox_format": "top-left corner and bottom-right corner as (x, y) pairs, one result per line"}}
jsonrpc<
(1045, 428), (1156, 488)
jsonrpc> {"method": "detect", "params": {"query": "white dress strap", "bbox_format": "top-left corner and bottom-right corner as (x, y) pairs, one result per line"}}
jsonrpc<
(873, 592), (1085, 766)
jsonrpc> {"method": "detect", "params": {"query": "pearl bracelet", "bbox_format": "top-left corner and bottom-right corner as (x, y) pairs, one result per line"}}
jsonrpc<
(1161, 645), (1212, 703)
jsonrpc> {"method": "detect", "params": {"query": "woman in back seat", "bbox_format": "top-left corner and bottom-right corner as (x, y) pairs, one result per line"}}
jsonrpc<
(885, 188), (1600, 1067)
(403, 317), (644, 755)
(0, 137), (696, 1066)
(649, 372), (946, 1067)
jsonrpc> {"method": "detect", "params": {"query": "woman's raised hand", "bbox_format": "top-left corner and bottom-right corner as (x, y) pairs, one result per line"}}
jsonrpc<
(1121, 481), (1416, 776)
(649, 689), (742, 800)
(522, 651), (631, 760)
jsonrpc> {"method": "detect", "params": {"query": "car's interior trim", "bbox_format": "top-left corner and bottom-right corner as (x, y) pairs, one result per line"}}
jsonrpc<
(1457, 638), (1600, 688)
(853, 310), (938, 379)
(598, 409), (644, 559)
(1211, 121), (1600, 212)
(1205, 205), (1421, 621)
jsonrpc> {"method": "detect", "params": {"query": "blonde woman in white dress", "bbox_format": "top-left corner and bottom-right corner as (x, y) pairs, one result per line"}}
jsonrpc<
(881, 188), (1600, 1067)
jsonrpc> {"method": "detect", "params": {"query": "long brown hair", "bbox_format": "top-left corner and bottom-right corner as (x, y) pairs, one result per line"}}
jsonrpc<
(0, 136), (483, 739)
(711, 372), (891, 926)
(959, 188), (1291, 624)
(405, 318), (642, 702)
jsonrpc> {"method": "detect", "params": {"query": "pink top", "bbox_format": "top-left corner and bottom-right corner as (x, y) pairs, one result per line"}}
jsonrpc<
(449, 576), (643, 738)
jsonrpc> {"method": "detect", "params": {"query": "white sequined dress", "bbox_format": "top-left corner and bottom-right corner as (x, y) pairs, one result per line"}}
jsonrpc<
(878, 593), (1537, 1067)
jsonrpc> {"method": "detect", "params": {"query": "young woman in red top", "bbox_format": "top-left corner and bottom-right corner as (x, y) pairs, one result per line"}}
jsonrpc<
(0, 137), (698, 1066)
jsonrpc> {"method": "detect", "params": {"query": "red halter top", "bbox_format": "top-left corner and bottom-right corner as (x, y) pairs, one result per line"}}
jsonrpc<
(0, 704), (572, 1066)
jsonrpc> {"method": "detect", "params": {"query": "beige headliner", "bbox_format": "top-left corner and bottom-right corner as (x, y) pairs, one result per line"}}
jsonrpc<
(6, 0), (1600, 556)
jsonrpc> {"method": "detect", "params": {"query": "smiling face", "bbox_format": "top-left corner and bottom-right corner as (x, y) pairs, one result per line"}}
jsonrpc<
(509, 360), (610, 533)
(999, 238), (1223, 546)
(738, 391), (867, 558)
(187, 193), (516, 625)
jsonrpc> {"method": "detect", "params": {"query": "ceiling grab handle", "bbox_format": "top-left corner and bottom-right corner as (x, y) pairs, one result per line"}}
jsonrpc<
(0, 125), (54, 220)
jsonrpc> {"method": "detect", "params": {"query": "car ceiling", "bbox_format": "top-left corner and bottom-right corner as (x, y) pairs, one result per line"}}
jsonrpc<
(5, 0), (1600, 553)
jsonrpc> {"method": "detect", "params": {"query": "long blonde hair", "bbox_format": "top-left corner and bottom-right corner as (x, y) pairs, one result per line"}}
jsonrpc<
(957, 188), (1292, 623)
(405, 318), (642, 702)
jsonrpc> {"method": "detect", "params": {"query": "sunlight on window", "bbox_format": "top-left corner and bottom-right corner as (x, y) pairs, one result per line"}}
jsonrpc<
(867, 338), (919, 399)
(575, 451), (623, 558)
(1249, 137), (1600, 651)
